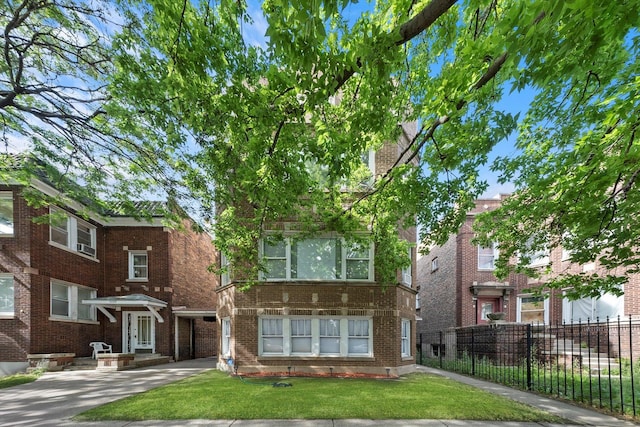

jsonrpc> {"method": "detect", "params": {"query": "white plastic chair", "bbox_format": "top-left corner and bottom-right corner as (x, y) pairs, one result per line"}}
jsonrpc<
(89, 341), (113, 359)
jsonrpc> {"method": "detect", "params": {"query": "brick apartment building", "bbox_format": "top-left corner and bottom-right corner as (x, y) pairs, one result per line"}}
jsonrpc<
(416, 195), (638, 341)
(215, 126), (419, 377)
(0, 176), (218, 375)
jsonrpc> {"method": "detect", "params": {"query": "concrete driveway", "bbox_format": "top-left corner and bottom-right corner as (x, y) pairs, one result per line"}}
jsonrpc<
(0, 358), (215, 426)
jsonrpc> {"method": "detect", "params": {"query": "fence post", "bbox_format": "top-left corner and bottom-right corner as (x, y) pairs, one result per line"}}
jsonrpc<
(439, 330), (443, 369)
(471, 328), (476, 376)
(526, 323), (532, 391)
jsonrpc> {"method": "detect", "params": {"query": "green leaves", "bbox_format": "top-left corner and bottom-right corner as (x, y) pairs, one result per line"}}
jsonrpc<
(5, 0), (640, 296)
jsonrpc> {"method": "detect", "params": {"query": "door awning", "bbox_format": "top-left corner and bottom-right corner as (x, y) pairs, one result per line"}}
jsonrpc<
(82, 294), (168, 323)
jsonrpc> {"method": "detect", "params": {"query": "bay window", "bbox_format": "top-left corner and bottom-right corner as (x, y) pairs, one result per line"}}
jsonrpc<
(259, 316), (372, 357)
(262, 236), (373, 281)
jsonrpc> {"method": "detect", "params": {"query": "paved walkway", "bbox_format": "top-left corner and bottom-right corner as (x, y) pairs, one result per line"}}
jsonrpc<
(0, 359), (637, 426)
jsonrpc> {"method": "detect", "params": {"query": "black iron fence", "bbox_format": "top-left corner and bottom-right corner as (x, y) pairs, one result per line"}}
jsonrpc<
(418, 317), (640, 418)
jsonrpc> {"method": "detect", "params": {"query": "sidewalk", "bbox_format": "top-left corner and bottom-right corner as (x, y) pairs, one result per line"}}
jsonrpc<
(0, 359), (637, 426)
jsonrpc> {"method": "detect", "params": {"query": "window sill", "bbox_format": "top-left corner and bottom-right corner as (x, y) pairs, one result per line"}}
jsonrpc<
(258, 355), (375, 361)
(0, 234), (14, 238)
(48, 241), (100, 262)
(0, 314), (15, 319)
(126, 278), (149, 282)
(48, 316), (100, 325)
(402, 356), (413, 361)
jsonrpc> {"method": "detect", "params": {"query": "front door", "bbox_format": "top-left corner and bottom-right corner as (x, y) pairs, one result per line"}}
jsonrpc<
(477, 297), (501, 324)
(123, 311), (155, 354)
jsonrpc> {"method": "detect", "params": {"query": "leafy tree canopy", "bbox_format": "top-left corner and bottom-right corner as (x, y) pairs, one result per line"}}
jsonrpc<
(1, 0), (639, 293)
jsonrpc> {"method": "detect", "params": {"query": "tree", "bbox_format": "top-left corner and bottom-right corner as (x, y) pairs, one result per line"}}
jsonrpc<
(0, 0), (183, 221)
(3, 0), (639, 294)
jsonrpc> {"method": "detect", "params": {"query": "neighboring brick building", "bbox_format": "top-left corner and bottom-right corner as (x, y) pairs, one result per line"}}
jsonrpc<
(416, 195), (638, 342)
(215, 126), (418, 377)
(0, 176), (218, 375)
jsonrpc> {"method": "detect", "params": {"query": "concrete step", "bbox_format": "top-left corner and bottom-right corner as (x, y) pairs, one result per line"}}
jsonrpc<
(133, 355), (171, 368)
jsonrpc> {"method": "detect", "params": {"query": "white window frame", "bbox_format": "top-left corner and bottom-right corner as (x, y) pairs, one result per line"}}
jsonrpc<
(258, 316), (373, 357)
(521, 236), (550, 267)
(49, 207), (97, 258)
(431, 257), (439, 272)
(401, 318), (411, 357)
(0, 191), (14, 237)
(319, 318), (341, 355)
(402, 247), (412, 286)
(478, 242), (499, 270)
(261, 236), (374, 282)
(516, 295), (549, 325)
(562, 290), (624, 324)
(221, 317), (231, 357)
(220, 253), (230, 286)
(50, 280), (97, 323)
(260, 317), (284, 355)
(0, 274), (14, 317)
(128, 251), (149, 281)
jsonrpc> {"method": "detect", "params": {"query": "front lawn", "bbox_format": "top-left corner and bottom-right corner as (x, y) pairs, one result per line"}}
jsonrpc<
(0, 370), (42, 389)
(76, 371), (566, 422)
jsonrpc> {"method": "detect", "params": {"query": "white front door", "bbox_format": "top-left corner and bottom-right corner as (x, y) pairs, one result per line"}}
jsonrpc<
(123, 311), (155, 353)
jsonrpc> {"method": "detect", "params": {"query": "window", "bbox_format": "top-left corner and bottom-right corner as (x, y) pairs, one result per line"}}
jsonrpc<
(259, 317), (372, 357)
(221, 318), (231, 357)
(478, 242), (498, 270)
(262, 236), (373, 281)
(292, 238), (341, 279)
(319, 319), (341, 354)
(521, 236), (549, 267)
(431, 257), (439, 272)
(290, 319), (312, 354)
(348, 319), (370, 355)
(261, 318), (284, 354)
(49, 208), (97, 258)
(401, 319), (411, 357)
(264, 240), (287, 280)
(220, 253), (230, 286)
(517, 295), (549, 324)
(128, 251), (148, 280)
(0, 274), (14, 317)
(346, 241), (370, 280)
(0, 192), (14, 236)
(562, 291), (623, 324)
(402, 247), (412, 285)
(50, 281), (96, 322)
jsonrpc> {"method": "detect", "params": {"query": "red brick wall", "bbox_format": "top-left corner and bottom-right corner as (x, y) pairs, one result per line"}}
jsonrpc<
(217, 282), (415, 375)
(2, 186), (221, 363)
(0, 187), (32, 361)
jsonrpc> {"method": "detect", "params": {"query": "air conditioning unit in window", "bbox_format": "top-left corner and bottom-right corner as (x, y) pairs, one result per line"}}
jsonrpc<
(77, 243), (96, 257)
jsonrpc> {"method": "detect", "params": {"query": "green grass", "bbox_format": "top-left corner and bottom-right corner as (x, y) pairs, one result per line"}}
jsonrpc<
(0, 370), (43, 389)
(424, 355), (640, 418)
(75, 371), (565, 422)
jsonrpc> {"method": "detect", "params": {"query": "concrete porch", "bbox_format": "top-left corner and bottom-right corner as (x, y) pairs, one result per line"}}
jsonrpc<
(61, 354), (172, 371)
